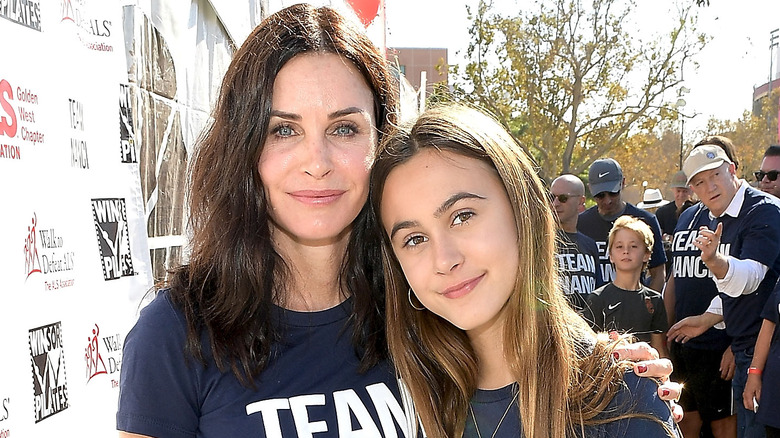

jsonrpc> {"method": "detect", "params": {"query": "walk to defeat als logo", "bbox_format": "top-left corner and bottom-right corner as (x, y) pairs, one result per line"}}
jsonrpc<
(84, 324), (123, 388)
(23, 213), (77, 290)
(29, 322), (69, 423)
(91, 198), (135, 280)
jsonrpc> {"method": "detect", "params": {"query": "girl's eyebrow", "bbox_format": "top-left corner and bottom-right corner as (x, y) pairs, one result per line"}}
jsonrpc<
(389, 192), (486, 239)
(433, 192), (485, 218)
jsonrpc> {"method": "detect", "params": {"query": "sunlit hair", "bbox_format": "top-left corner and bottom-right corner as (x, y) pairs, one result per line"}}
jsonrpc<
(608, 216), (654, 272)
(167, 4), (396, 385)
(370, 104), (661, 437)
(694, 135), (740, 170)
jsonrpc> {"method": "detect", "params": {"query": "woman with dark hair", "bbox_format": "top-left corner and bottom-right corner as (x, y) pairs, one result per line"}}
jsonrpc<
(117, 5), (678, 438)
(117, 5), (400, 437)
(371, 104), (681, 438)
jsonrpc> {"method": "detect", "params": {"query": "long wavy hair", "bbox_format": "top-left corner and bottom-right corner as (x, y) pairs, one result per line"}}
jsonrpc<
(167, 4), (397, 385)
(370, 105), (645, 438)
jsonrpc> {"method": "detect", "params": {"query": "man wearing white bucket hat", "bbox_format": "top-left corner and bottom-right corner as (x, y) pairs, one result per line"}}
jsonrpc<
(667, 144), (780, 438)
(637, 188), (671, 212)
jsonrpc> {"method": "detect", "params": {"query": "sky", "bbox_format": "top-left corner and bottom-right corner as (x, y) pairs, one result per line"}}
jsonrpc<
(382, 0), (780, 135)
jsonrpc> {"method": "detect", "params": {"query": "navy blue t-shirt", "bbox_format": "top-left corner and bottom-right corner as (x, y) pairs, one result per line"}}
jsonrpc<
(577, 203), (666, 284)
(117, 291), (410, 438)
(757, 283), (780, 429)
(557, 230), (604, 311)
(464, 372), (678, 437)
(669, 203), (731, 351)
(712, 187), (780, 353)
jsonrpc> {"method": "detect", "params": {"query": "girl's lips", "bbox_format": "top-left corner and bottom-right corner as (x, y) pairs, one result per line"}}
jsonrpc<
(289, 190), (345, 204)
(441, 274), (485, 299)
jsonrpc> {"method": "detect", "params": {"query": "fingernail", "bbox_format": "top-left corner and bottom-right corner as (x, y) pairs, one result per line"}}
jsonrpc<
(637, 365), (648, 374)
(613, 352), (620, 361)
(662, 389), (670, 397)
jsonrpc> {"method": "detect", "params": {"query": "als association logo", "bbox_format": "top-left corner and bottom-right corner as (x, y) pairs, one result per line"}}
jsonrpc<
(23, 213), (77, 290)
(84, 324), (123, 388)
(0, 78), (45, 161)
(0, 0), (42, 31)
(91, 198), (136, 280)
(28, 321), (69, 423)
(60, 0), (114, 52)
(119, 84), (137, 163)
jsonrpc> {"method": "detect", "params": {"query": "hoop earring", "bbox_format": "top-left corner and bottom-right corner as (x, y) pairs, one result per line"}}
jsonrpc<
(408, 288), (425, 311)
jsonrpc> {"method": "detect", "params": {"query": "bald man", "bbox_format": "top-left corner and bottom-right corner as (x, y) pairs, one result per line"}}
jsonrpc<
(551, 174), (604, 311)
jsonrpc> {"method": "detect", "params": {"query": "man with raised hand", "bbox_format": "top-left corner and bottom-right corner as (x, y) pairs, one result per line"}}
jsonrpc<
(668, 145), (780, 438)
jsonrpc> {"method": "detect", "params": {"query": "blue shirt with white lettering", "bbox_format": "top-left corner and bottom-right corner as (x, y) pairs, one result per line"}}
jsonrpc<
(117, 290), (410, 438)
(757, 283), (780, 428)
(465, 372), (679, 437)
(557, 230), (604, 311)
(669, 203), (731, 351)
(713, 187), (780, 353)
(577, 203), (666, 284)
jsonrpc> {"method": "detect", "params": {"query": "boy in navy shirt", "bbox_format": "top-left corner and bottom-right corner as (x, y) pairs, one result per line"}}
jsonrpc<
(584, 216), (668, 357)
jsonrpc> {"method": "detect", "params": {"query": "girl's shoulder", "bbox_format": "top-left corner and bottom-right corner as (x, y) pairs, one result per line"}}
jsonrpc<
(597, 372), (678, 437)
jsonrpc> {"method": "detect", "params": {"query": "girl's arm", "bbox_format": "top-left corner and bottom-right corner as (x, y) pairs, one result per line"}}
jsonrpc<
(742, 319), (775, 411)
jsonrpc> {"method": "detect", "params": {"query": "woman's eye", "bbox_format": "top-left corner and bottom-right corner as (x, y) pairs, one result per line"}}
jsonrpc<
(452, 211), (474, 226)
(332, 122), (357, 136)
(403, 235), (427, 248)
(272, 124), (295, 137)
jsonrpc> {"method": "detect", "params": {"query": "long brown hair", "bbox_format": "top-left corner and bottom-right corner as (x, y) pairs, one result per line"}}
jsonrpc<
(370, 105), (647, 437)
(167, 4), (397, 385)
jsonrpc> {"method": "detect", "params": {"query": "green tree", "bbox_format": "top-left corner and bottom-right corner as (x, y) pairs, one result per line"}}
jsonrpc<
(451, 0), (705, 180)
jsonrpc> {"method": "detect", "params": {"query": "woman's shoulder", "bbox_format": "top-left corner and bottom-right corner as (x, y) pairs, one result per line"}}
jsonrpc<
(126, 289), (189, 348)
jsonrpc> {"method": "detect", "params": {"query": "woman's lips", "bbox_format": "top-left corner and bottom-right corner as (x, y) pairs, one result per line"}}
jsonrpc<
(289, 190), (345, 204)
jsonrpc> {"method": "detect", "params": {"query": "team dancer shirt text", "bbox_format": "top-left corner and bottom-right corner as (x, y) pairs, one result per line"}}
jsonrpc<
(577, 204), (666, 284)
(117, 291), (412, 438)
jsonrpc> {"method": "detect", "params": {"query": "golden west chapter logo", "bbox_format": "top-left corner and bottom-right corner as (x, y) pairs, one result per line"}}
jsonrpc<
(1, 78), (44, 160)
(91, 198), (135, 280)
(29, 321), (69, 423)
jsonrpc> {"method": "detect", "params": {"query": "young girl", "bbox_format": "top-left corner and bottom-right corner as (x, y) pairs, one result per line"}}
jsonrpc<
(370, 104), (679, 438)
(584, 216), (669, 358)
(743, 281), (780, 437)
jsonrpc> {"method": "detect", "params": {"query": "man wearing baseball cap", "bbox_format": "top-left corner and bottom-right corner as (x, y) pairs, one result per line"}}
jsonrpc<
(667, 145), (780, 438)
(577, 158), (667, 292)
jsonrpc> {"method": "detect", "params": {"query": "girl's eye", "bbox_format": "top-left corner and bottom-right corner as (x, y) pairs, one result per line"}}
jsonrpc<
(332, 122), (358, 136)
(452, 211), (474, 226)
(403, 235), (427, 248)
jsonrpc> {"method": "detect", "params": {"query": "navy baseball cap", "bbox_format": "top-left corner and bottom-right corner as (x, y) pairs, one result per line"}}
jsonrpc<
(588, 158), (623, 196)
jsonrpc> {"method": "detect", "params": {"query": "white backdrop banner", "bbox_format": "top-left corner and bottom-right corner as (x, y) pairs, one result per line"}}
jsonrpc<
(0, 1), (153, 436)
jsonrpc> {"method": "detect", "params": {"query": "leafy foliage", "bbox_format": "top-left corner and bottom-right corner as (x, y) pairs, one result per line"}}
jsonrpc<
(449, 0), (705, 180)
